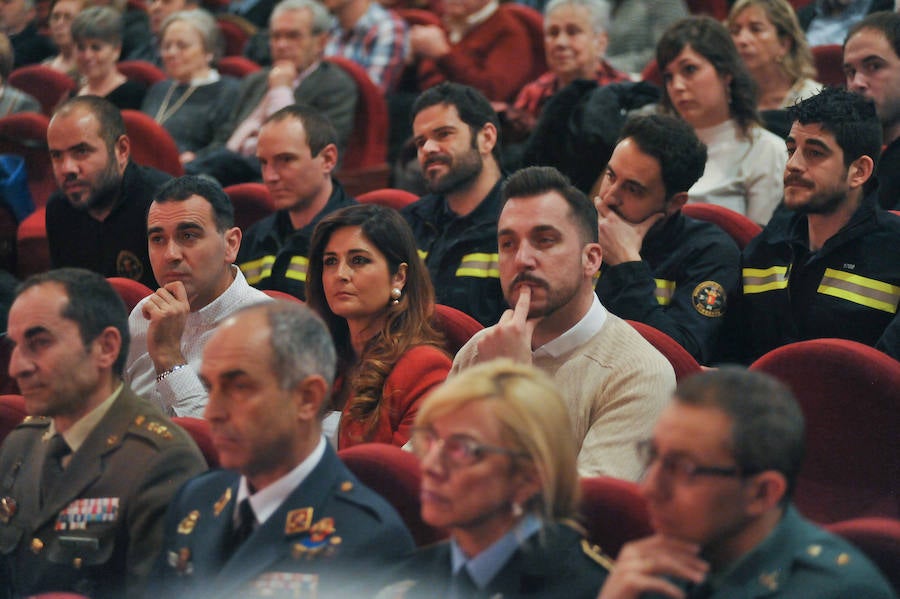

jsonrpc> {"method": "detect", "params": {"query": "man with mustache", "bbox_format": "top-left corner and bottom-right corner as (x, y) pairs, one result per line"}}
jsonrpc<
(740, 87), (900, 363)
(402, 82), (507, 326)
(594, 115), (740, 365)
(46, 96), (171, 289)
(452, 166), (675, 480)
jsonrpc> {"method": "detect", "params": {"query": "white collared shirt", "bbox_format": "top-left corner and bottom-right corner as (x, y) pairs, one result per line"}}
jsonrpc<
(52, 383), (125, 454)
(532, 295), (607, 359)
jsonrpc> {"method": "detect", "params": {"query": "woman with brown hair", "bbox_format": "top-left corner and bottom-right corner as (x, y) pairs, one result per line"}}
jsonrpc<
(307, 204), (451, 448)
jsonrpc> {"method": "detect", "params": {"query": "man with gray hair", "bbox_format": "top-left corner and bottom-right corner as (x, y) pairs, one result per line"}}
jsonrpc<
(152, 301), (414, 598)
(0, 0), (54, 67)
(183, 0), (357, 186)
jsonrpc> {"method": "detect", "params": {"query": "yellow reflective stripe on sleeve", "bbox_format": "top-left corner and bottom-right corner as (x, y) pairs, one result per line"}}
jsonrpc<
(654, 279), (676, 306)
(239, 255), (276, 285)
(817, 268), (900, 314)
(284, 256), (309, 282)
(455, 253), (500, 278)
(743, 266), (789, 294)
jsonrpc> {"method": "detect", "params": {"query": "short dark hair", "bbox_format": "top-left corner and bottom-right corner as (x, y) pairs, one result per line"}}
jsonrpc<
(619, 114), (707, 197)
(151, 175), (235, 231)
(262, 104), (339, 157)
(502, 166), (598, 245)
(412, 82), (502, 160)
(787, 87), (883, 167)
(17, 268), (130, 376)
(657, 16), (760, 134)
(845, 10), (900, 59)
(53, 96), (126, 157)
(674, 368), (805, 502)
(71, 5), (122, 47)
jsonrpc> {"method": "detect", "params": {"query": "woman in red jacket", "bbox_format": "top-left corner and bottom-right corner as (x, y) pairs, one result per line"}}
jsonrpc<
(307, 204), (451, 449)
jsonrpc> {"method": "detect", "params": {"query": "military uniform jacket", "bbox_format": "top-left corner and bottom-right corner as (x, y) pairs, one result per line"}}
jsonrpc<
(693, 506), (896, 598)
(401, 180), (506, 327)
(0, 388), (207, 599)
(595, 212), (740, 364)
(237, 181), (356, 300)
(377, 521), (610, 599)
(739, 198), (900, 363)
(152, 443), (415, 599)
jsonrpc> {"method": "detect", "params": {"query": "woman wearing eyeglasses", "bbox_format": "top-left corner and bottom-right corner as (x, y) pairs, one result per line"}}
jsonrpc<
(377, 359), (611, 598)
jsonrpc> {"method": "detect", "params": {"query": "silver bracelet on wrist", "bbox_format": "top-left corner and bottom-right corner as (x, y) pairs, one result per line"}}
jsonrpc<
(156, 363), (188, 383)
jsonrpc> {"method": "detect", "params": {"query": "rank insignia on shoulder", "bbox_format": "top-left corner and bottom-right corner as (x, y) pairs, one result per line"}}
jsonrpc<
(168, 548), (193, 575)
(580, 539), (614, 570)
(178, 510), (200, 535)
(146, 420), (173, 440)
(692, 281), (727, 317)
(0, 496), (17, 524)
(213, 488), (232, 517)
(285, 507), (313, 535)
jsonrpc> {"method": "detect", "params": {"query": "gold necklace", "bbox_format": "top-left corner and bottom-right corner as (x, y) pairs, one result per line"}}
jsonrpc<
(154, 81), (199, 125)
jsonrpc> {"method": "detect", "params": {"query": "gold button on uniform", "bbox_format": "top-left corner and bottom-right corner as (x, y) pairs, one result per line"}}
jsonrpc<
(837, 553), (851, 565)
(73, 557), (83, 569)
(340, 481), (353, 492)
(30, 538), (43, 553)
(807, 544), (822, 557)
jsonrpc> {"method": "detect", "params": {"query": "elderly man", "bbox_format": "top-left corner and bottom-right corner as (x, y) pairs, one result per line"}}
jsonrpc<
(0, 268), (206, 598)
(598, 368), (896, 598)
(125, 176), (270, 417)
(46, 96), (171, 289)
(152, 301), (415, 598)
(184, 0), (357, 186)
(452, 166), (675, 480)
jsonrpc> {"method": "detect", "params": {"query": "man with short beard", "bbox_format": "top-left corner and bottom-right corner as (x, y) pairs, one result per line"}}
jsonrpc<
(45, 96), (171, 289)
(401, 82), (506, 326)
(451, 166), (675, 480)
(739, 87), (900, 362)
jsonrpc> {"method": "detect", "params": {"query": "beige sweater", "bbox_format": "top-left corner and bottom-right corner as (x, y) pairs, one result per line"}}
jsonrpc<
(453, 313), (675, 480)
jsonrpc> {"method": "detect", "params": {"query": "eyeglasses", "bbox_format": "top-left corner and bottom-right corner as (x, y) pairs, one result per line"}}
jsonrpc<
(636, 439), (745, 484)
(410, 426), (529, 468)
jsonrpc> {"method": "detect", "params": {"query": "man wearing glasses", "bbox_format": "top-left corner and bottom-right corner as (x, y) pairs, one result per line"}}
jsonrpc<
(597, 368), (895, 599)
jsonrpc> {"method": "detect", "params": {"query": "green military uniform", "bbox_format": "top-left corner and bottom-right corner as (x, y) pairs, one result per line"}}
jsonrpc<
(0, 387), (207, 599)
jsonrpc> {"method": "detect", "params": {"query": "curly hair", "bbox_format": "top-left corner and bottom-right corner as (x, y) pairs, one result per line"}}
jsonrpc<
(306, 204), (446, 438)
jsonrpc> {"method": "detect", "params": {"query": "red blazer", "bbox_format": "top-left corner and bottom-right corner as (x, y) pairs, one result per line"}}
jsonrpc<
(338, 345), (451, 449)
(416, 5), (535, 102)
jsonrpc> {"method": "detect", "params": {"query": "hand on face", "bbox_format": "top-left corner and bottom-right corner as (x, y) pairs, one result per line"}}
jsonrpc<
(142, 281), (190, 373)
(268, 60), (299, 89)
(475, 285), (539, 365)
(595, 201), (663, 266)
(596, 534), (709, 599)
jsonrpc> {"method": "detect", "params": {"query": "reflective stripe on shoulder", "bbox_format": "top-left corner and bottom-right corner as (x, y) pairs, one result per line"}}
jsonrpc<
(239, 256), (276, 285)
(743, 266), (789, 294)
(654, 279), (676, 306)
(455, 253), (499, 278)
(817, 268), (900, 314)
(284, 256), (309, 282)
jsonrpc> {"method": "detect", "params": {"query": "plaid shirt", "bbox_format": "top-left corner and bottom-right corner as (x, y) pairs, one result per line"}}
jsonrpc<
(324, 2), (409, 93)
(513, 60), (630, 117)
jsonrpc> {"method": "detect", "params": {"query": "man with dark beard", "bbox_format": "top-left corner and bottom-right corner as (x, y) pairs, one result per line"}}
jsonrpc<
(46, 96), (171, 289)
(451, 166), (675, 480)
(401, 82), (506, 326)
(740, 87), (900, 362)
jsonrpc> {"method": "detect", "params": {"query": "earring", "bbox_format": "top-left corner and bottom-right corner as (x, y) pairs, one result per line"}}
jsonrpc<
(390, 288), (402, 305)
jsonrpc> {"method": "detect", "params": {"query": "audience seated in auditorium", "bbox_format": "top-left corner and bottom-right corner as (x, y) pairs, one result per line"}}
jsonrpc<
(238, 105), (356, 300)
(728, 0), (822, 112)
(0, 33), (39, 114)
(799, 0), (892, 47)
(145, 0), (200, 65)
(71, 6), (148, 109)
(604, 0), (687, 76)
(596, 368), (896, 599)
(141, 9), (240, 161)
(322, 0), (408, 93)
(125, 176), (270, 417)
(657, 16), (787, 225)
(410, 0), (536, 103)
(307, 204), (451, 449)
(845, 11), (900, 211)
(2, 0), (55, 67)
(452, 166), (675, 480)
(740, 87), (900, 364)
(150, 300), (415, 598)
(594, 115), (741, 366)
(183, 0), (357, 187)
(377, 359), (611, 598)
(46, 96), (171, 288)
(401, 83), (507, 327)
(42, 0), (86, 77)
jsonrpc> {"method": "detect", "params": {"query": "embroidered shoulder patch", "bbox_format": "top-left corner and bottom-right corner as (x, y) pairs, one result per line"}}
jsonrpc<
(692, 281), (727, 317)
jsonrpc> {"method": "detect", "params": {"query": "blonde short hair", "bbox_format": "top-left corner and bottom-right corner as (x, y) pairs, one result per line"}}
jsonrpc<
(416, 359), (580, 521)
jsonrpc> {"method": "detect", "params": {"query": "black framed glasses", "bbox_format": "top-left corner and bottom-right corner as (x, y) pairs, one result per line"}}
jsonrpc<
(410, 426), (529, 468)
(636, 439), (745, 484)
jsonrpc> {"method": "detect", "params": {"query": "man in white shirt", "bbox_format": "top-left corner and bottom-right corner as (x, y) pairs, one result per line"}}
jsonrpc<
(125, 176), (270, 417)
(452, 166), (675, 480)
